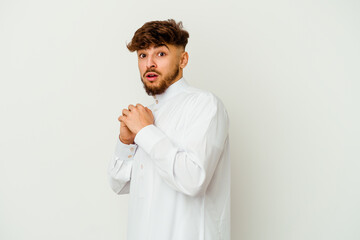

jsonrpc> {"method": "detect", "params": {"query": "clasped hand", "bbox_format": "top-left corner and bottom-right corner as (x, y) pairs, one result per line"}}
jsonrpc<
(118, 104), (154, 144)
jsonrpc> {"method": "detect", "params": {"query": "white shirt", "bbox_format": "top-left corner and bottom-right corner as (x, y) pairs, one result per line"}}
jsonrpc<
(108, 78), (230, 240)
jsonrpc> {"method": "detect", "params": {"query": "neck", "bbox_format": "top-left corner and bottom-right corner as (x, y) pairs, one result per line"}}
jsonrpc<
(169, 70), (183, 88)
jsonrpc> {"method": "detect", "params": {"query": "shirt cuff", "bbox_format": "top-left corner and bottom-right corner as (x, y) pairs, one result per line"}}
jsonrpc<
(114, 138), (138, 160)
(134, 124), (166, 154)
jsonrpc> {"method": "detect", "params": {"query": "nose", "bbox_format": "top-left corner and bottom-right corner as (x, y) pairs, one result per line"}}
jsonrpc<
(146, 56), (157, 69)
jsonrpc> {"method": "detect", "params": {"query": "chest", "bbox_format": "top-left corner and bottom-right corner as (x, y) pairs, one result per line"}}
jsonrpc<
(150, 102), (192, 146)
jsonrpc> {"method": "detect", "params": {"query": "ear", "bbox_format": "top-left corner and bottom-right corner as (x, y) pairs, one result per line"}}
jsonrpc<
(179, 51), (189, 69)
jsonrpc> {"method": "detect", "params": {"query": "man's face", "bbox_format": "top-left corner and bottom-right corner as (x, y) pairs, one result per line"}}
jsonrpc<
(137, 44), (185, 96)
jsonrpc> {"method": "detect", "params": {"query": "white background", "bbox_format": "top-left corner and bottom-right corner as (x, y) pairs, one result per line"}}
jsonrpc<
(1, 0), (359, 239)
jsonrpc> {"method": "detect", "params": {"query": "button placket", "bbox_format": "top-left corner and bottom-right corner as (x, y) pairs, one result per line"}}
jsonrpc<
(154, 95), (159, 104)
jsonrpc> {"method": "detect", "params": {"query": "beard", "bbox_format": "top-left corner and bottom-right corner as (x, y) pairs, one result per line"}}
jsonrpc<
(141, 64), (180, 96)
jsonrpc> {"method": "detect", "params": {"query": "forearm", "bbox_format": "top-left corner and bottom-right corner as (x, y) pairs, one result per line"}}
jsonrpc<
(134, 124), (227, 197)
(108, 139), (137, 194)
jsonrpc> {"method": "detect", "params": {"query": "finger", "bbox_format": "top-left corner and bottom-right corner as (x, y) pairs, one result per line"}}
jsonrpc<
(136, 103), (144, 109)
(128, 104), (135, 111)
(145, 107), (152, 113)
(122, 109), (130, 116)
(118, 115), (126, 122)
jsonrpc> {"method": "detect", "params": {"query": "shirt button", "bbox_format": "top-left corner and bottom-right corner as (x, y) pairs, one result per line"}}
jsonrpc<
(155, 100), (159, 104)
(130, 147), (135, 152)
(127, 155), (132, 158)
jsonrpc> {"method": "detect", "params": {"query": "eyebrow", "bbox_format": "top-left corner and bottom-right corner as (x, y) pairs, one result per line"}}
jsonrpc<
(138, 44), (170, 53)
(154, 44), (169, 50)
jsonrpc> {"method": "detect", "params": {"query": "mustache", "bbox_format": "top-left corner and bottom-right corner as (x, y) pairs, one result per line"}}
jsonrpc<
(143, 69), (161, 78)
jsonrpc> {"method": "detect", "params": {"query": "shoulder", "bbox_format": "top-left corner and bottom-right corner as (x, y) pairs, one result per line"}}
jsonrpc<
(180, 85), (229, 122)
(183, 85), (227, 111)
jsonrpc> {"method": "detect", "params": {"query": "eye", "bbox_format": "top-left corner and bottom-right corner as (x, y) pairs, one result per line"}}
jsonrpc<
(139, 53), (146, 59)
(158, 52), (166, 57)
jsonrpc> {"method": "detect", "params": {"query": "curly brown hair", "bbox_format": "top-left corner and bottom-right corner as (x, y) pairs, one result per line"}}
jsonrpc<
(127, 19), (189, 52)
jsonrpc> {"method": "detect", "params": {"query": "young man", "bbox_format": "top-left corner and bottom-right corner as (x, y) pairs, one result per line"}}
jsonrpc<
(108, 19), (230, 240)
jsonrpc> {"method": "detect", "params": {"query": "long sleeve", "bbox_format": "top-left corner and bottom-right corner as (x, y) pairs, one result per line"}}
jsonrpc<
(108, 139), (137, 194)
(134, 93), (229, 197)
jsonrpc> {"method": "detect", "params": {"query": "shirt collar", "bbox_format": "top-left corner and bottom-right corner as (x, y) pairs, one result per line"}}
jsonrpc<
(153, 78), (188, 104)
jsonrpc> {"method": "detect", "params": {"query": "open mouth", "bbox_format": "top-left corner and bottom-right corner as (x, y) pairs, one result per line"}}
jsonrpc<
(145, 72), (159, 81)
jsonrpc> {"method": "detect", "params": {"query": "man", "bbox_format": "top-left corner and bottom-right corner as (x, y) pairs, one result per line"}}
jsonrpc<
(108, 19), (230, 240)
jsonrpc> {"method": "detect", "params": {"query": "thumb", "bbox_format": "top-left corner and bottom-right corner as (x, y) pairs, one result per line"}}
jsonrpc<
(145, 107), (152, 113)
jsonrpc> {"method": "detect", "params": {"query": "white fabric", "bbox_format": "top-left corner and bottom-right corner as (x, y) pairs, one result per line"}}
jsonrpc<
(108, 78), (230, 240)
